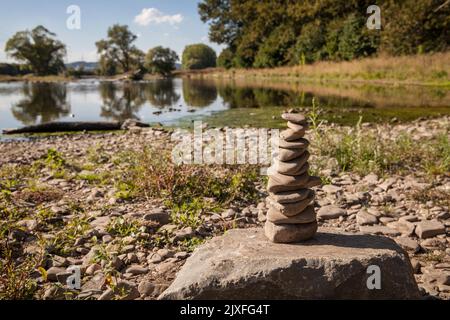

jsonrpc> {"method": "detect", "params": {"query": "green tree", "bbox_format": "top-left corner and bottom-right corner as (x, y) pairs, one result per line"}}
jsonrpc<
(337, 14), (379, 61)
(217, 48), (234, 69)
(254, 23), (299, 68)
(98, 56), (118, 76)
(145, 46), (179, 77)
(5, 26), (66, 75)
(198, 0), (448, 67)
(182, 44), (217, 70)
(198, 0), (241, 45)
(96, 24), (144, 75)
(381, 0), (450, 55)
(289, 22), (327, 65)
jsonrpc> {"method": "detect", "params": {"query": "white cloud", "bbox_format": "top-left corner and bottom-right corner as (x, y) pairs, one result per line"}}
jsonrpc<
(134, 8), (183, 26)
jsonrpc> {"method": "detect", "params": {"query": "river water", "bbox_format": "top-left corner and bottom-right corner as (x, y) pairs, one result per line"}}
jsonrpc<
(0, 78), (449, 132)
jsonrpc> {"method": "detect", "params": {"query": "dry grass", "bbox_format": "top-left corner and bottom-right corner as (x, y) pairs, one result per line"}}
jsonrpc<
(181, 52), (450, 86)
(309, 119), (450, 177)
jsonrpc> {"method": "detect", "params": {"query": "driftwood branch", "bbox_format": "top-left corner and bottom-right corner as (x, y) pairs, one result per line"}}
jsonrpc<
(2, 120), (150, 135)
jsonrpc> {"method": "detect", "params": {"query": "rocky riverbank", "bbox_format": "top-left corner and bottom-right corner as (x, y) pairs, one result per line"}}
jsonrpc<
(0, 116), (448, 300)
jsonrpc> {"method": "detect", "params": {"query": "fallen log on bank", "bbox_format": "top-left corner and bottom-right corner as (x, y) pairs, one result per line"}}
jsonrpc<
(2, 119), (150, 135)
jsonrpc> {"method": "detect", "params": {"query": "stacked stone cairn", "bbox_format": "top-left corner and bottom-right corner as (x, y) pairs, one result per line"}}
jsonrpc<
(265, 112), (322, 243)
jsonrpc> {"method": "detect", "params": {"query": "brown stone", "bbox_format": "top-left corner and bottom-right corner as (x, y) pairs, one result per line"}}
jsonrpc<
(281, 113), (307, 124)
(277, 148), (306, 162)
(268, 193), (315, 216)
(269, 189), (311, 204)
(267, 172), (310, 193)
(356, 209), (378, 226)
(159, 228), (421, 300)
(287, 121), (308, 133)
(264, 220), (318, 243)
(267, 205), (316, 224)
(280, 129), (305, 141)
(317, 205), (346, 220)
(415, 220), (445, 239)
(279, 138), (309, 150)
(273, 151), (310, 176)
(269, 163), (309, 177)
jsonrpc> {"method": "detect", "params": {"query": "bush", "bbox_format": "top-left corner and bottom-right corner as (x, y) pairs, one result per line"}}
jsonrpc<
(145, 46), (178, 76)
(182, 44), (217, 70)
(0, 63), (31, 76)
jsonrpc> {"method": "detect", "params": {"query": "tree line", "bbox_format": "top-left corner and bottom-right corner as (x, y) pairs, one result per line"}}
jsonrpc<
(3, 25), (217, 77)
(3, 1), (448, 76)
(199, 0), (450, 68)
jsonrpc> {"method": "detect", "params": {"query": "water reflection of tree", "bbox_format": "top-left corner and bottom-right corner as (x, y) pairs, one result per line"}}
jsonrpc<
(144, 80), (180, 108)
(11, 83), (70, 125)
(217, 84), (364, 110)
(99, 82), (146, 121)
(217, 86), (252, 109)
(253, 88), (298, 107)
(182, 80), (217, 107)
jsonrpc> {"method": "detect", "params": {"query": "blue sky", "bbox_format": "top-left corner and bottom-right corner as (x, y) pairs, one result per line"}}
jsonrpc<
(0, 0), (223, 63)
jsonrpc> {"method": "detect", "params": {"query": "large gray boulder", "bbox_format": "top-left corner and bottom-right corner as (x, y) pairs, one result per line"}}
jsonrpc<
(159, 228), (420, 300)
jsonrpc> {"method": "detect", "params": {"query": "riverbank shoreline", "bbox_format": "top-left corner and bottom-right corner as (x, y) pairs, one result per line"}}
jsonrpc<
(1, 52), (449, 87)
(176, 52), (450, 88)
(0, 73), (170, 83)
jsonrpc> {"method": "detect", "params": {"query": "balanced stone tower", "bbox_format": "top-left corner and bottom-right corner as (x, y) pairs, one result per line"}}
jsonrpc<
(265, 112), (321, 243)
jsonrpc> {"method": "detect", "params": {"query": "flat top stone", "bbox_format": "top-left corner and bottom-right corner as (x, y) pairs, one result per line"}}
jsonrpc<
(159, 228), (419, 300)
(217, 228), (404, 257)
